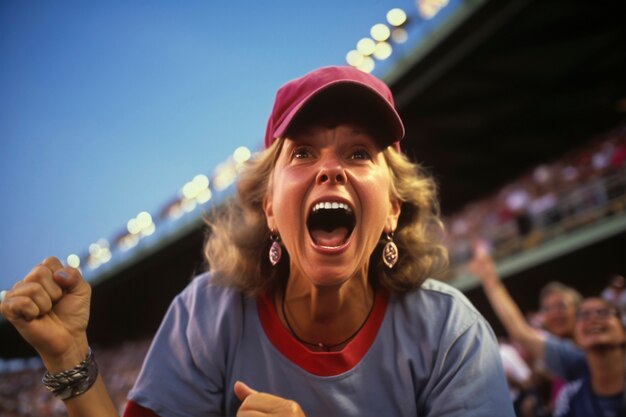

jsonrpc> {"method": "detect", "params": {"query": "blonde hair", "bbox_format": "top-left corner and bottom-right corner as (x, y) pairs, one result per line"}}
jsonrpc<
(204, 138), (448, 296)
(539, 281), (583, 308)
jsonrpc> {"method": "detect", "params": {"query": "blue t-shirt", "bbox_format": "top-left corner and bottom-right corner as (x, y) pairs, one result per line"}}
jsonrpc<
(128, 273), (515, 417)
(554, 378), (624, 417)
(545, 336), (625, 417)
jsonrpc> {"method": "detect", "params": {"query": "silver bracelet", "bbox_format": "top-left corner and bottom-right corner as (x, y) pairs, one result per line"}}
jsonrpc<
(42, 349), (99, 401)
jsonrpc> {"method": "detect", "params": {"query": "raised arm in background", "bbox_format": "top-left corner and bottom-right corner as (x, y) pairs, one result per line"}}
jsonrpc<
(468, 242), (546, 361)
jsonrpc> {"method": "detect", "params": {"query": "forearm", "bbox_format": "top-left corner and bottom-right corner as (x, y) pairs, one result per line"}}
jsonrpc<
(64, 375), (120, 417)
(481, 276), (544, 359)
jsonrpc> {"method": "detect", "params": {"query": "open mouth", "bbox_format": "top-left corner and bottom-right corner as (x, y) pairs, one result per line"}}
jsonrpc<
(307, 201), (356, 248)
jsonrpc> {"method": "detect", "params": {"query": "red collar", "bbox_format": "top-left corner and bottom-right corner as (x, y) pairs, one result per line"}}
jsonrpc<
(257, 288), (388, 376)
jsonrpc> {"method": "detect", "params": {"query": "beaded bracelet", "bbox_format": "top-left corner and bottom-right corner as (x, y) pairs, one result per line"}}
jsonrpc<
(42, 349), (99, 401)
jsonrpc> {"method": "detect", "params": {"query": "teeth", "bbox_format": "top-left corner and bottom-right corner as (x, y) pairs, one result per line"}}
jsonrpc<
(312, 202), (352, 213)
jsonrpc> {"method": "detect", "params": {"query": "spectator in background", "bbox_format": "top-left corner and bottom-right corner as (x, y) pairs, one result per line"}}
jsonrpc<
(601, 274), (626, 323)
(551, 297), (626, 417)
(469, 241), (583, 416)
(538, 282), (581, 341)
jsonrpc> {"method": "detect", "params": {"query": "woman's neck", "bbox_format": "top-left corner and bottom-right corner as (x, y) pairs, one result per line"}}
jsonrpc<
(587, 347), (625, 396)
(278, 271), (374, 350)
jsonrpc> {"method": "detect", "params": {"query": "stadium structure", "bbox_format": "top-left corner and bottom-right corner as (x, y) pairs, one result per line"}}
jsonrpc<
(1, 0), (624, 357)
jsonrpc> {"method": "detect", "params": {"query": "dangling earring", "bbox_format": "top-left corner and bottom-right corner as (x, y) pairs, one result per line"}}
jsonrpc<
(269, 233), (282, 266)
(382, 232), (398, 269)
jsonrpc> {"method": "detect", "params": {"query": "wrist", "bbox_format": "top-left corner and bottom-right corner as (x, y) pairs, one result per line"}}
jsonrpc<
(42, 348), (99, 401)
(40, 335), (90, 373)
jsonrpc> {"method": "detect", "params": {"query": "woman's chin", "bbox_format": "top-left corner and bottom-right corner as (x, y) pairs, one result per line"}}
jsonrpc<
(305, 268), (355, 287)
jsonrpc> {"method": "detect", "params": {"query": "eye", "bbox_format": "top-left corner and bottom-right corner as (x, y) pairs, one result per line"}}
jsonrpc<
(350, 148), (372, 160)
(292, 146), (312, 159)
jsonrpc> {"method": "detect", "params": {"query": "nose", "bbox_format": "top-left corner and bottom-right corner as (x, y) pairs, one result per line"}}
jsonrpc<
(316, 157), (346, 185)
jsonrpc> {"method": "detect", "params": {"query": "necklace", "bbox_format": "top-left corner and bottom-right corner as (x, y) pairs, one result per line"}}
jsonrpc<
(280, 287), (376, 352)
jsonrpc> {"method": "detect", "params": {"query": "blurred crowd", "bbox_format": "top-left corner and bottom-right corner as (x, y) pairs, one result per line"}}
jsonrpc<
(469, 248), (625, 417)
(0, 339), (151, 417)
(445, 124), (626, 269)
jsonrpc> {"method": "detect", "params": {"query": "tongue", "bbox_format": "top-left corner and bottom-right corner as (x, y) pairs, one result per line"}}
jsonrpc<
(310, 227), (349, 247)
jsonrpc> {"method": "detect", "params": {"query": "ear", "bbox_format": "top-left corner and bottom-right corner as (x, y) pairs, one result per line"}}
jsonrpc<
(384, 197), (401, 233)
(263, 190), (276, 232)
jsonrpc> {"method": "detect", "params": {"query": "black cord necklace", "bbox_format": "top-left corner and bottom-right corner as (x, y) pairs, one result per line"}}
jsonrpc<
(280, 288), (376, 352)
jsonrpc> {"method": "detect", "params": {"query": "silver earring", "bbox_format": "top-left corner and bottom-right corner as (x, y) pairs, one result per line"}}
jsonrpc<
(382, 233), (398, 269)
(269, 234), (282, 266)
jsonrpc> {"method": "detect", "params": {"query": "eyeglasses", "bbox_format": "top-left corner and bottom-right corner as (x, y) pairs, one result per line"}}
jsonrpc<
(575, 307), (619, 322)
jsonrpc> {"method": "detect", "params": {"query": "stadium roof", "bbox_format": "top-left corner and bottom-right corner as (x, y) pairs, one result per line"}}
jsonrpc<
(390, 0), (625, 214)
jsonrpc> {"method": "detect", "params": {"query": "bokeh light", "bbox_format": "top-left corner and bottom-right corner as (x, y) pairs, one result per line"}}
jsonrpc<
(386, 8), (407, 27)
(391, 28), (408, 44)
(418, 0), (449, 19)
(233, 146), (251, 163)
(373, 42), (393, 60)
(346, 50), (364, 67)
(356, 56), (376, 73)
(356, 38), (376, 56)
(370, 23), (390, 42)
(67, 254), (80, 268)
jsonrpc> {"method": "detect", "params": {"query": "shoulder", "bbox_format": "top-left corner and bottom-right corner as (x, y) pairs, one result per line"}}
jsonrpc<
(176, 271), (245, 312)
(395, 282), (515, 416)
(128, 273), (245, 416)
(544, 334), (586, 364)
(418, 277), (477, 306)
(162, 272), (249, 345)
(392, 278), (491, 344)
(544, 335), (583, 355)
(410, 278), (483, 323)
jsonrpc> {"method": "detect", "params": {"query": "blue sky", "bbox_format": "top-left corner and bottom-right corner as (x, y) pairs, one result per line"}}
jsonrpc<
(0, 1), (455, 290)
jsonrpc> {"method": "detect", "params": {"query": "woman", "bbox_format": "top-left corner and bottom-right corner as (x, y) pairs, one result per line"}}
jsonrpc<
(550, 297), (626, 417)
(1, 66), (514, 416)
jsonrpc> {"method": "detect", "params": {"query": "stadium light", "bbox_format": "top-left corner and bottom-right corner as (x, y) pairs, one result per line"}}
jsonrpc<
(386, 8), (407, 26)
(192, 174), (210, 190)
(127, 218), (141, 235)
(417, 0), (449, 19)
(347, 7), (410, 71)
(356, 56), (376, 73)
(181, 173), (211, 207)
(136, 211), (152, 230)
(67, 254), (80, 268)
(196, 188), (212, 204)
(356, 38), (376, 56)
(370, 23), (391, 42)
(391, 28), (408, 44)
(181, 197), (197, 213)
(182, 181), (200, 200)
(373, 42), (393, 60)
(233, 146), (251, 164)
(346, 50), (364, 67)
(86, 239), (112, 269)
(213, 161), (237, 191)
(119, 234), (139, 251)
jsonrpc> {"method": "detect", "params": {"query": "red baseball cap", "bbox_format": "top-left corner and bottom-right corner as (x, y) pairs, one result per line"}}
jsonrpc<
(264, 66), (404, 151)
